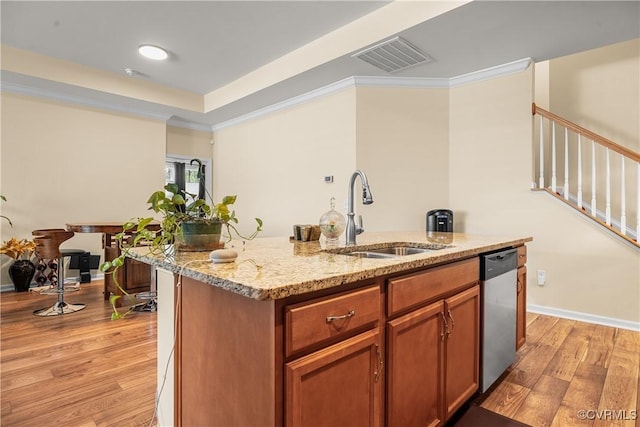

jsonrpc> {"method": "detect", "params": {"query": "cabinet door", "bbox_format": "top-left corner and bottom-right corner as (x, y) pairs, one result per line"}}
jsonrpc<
(444, 285), (480, 419)
(387, 301), (445, 427)
(516, 266), (527, 350)
(285, 329), (383, 427)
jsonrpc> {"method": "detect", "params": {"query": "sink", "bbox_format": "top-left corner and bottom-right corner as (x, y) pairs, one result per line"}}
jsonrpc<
(340, 244), (448, 259)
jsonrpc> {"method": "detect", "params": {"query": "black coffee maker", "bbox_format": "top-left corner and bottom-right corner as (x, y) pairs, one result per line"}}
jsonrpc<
(426, 209), (453, 232)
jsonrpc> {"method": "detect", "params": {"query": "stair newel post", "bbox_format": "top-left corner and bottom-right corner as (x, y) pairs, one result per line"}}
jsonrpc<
(564, 127), (569, 200)
(605, 148), (611, 225)
(577, 134), (583, 209)
(539, 117), (545, 189)
(551, 122), (557, 192)
(620, 156), (626, 235)
(591, 140), (597, 216)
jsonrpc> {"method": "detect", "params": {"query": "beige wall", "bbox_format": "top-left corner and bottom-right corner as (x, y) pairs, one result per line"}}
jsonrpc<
(546, 39), (640, 234)
(213, 89), (357, 238)
(550, 38), (639, 151)
(449, 65), (639, 324)
(1, 92), (166, 283)
(212, 86), (450, 239)
(166, 126), (213, 160)
(356, 87), (449, 232)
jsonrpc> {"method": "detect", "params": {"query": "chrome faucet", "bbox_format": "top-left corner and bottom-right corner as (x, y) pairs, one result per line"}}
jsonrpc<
(346, 170), (374, 245)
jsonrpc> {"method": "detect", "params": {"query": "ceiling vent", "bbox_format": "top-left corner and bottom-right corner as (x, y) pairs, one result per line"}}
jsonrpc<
(352, 36), (433, 73)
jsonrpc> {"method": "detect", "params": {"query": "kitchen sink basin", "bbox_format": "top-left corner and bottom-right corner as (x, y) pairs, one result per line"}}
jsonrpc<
(341, 244), (448, 259)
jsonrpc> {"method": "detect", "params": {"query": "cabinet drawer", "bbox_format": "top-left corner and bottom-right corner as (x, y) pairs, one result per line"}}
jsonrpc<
(285, 285), (381, 357)
(388, 257), (479, 317)
(517, 245), (527, 267)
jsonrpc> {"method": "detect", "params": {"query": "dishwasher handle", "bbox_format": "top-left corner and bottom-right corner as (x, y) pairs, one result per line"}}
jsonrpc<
(480, 248), (518, 281)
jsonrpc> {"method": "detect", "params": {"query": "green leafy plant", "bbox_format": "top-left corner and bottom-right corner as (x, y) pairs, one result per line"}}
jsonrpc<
(100, 184), (262, 320)
(1, 195), (12, 227)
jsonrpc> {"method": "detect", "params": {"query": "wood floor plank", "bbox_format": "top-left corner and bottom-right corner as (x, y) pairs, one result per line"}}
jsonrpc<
(582, 324), (618, 368)
(485, 313), (640, 427)
(594, 330), (640, 427)
(544, 322), (596, 382)
(512, 374), (570, 427)
(510, 318), (575, 389)
(479, 380), (531, 419)
(0, 281), (157, 427)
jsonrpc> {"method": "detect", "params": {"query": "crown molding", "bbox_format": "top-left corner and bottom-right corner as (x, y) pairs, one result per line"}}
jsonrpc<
(1, 80), (173, 122)
(449, 57), (533, 87)
(166, 116), (213, 132)
(354, 75), (450, 89)
(2, 57), (533, 131)
(211, 76), (357, 131)
(213, 58), (533, 130)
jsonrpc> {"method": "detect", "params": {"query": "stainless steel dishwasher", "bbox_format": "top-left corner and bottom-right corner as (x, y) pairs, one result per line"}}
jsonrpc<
(480, 247), (518, 392)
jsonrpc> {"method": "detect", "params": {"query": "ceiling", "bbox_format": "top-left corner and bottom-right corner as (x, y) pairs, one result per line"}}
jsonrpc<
(2, 1), (639, 129)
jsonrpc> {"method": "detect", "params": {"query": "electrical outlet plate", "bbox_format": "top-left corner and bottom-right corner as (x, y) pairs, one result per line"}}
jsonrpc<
(537, 270), (546, 286)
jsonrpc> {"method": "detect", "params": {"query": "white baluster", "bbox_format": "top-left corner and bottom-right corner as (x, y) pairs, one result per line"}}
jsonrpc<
(591, 141), (596, 216)
(539, 118), (544, 189)
(551, 122), (557, 193)
(577, 135), (583, 208)
(564, 127), (569, 200)
(620, 156), (626, 235)
(605, 148), (611, 225)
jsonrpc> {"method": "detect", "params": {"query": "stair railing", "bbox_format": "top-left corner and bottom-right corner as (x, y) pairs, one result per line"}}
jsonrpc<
(532, 103), (639, 247)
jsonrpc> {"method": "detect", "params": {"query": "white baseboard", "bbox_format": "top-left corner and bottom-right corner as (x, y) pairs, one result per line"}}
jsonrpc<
(528, 303), (640, 332)
(1, 272), (105, 293)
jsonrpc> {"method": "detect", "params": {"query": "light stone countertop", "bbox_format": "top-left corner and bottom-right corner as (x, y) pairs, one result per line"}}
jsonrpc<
(128, 231), (532, 300)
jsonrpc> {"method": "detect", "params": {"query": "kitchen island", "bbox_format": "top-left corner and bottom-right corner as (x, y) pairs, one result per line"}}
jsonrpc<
(129, 231), (531, 427)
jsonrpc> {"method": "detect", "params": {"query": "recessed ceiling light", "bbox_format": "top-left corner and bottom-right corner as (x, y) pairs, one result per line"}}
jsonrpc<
(138, 44), (168, 60)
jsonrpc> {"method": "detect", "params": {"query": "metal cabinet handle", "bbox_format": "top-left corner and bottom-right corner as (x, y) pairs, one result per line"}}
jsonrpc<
(374, 344), (384, 383)
(326, 309), (355, 323)
(447, 309), (455, 332)
(440, 312), (449, 341)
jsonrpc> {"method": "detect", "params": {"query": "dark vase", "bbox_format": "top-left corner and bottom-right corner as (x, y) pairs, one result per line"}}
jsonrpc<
(8, 259), (36, 292)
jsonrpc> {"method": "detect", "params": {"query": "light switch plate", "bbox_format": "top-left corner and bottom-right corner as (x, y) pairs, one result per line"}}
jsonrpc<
(537, 270), (546, 286)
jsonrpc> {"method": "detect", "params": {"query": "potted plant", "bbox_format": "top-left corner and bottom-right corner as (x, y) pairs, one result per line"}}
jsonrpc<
(100, 184), (263, 319)
(0, 237), (37, 292)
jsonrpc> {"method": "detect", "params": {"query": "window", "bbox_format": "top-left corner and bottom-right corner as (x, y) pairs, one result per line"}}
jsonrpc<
(165, 156), (212, 203)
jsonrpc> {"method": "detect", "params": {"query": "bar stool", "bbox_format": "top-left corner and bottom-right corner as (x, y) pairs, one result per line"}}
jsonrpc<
(32, 229), (86, 316)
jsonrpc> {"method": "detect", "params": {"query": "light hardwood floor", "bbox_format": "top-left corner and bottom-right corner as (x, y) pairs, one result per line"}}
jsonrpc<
(1, 281), (638, 426)
(0, 281), (156, 427)
(480, 312), (640, 427)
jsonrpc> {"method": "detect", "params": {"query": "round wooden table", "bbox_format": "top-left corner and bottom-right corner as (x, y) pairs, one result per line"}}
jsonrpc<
(66, 222), (161, 303)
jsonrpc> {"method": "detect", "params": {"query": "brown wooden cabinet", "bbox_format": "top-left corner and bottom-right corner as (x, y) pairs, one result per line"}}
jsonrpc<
(516, 265), (527, 350)
(386, 259), (480, 427)
(444, 286), (480, 419)
(104, 244), (152, 305)
(387, 301), (445, 427)
(172, 252), (520, 427)
(285, 329), (383, 427)
(516, 245), (527, 350)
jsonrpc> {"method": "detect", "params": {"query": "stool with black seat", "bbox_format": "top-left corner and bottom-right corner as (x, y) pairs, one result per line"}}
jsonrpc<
(32, 229), (86, 316)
